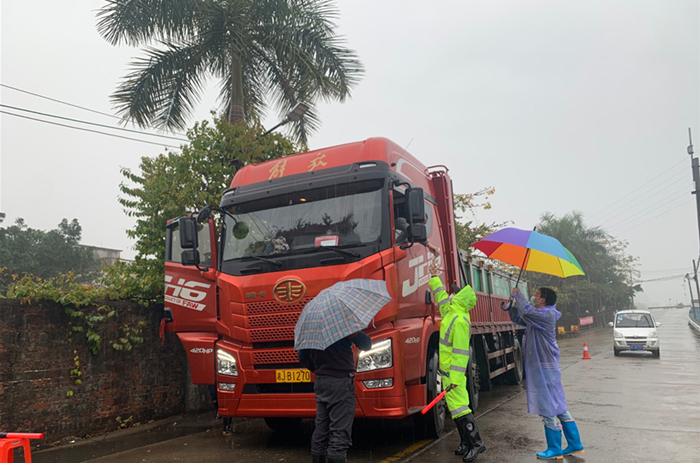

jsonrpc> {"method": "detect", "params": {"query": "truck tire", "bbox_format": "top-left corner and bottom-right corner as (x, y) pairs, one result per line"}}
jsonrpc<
(264, 417), (302, 432)
(414, 348), (445, 438)
(467, 345), (480, 412)
(504, 338), (524, 385)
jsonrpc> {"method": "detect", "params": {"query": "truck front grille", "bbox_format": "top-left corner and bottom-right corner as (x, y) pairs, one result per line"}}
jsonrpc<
(244, 297), (314, 366)
(246, 297), (313, 315)
(253, 349), (299, 365)
(250, 327), (295, 342)
(249, 312), (300, 328)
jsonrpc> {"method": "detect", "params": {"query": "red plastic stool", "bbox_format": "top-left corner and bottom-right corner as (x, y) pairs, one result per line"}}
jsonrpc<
(0, 433), (44, 463)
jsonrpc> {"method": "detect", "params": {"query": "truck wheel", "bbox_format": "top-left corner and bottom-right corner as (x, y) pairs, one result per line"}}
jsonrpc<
(264, 417), (302, 432)
(652, 349), (660, 358)
(467, 345), (480, 412)
(414, 348), (445, 438)
(504, 338), (524, 385)
(614, 346), (620, 357)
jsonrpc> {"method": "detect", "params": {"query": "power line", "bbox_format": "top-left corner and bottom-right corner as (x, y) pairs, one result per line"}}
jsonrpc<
(643, 267), (695, 274)
(0, 103), (189, 143)
(588, 157), (688, 220)
(592, 167), (689, 227)
(639, 274), (688, 283)
(605, 186), (692, 232)
(1, 83), (121, 120)
(615, 197), (694, 236)
(0, 110), (180, 149)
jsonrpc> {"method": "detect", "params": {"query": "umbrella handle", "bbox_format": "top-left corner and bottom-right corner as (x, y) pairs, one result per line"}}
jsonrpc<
(501, 299), (511, 312)
(504, 247), (531, 313)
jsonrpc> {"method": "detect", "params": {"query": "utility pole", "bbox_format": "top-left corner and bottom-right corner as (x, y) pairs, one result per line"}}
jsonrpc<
(694, 260), (700, 309)
(691, 128), (700, 248)
(630, 270), (635, 309)
(689, 128), (700, 308)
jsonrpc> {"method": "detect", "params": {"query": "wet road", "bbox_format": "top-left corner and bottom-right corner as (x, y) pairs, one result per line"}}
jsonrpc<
(34, 308), (700, 463)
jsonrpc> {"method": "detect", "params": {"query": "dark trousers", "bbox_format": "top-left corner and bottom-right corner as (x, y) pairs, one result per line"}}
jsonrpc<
(311, 375), (356, 458)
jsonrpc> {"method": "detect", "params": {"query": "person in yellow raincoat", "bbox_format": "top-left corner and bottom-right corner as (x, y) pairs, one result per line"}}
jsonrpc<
(429, 260), (486, 462)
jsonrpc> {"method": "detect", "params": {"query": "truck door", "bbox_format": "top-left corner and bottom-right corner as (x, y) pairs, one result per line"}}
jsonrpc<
(393, 187), (436, 319)
(164, 217), (218, 333)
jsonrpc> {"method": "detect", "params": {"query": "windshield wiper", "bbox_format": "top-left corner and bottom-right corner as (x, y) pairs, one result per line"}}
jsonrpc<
(247, 254), (283, 267)
(321, 246), (361, 258)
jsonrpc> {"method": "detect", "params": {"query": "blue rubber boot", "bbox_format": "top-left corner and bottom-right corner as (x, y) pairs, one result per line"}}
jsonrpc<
(561, 420), (584, 455)
(536, 426), (563, 460)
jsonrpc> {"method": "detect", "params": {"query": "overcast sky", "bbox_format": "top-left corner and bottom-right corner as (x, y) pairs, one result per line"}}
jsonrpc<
(1, 1), (698, 307)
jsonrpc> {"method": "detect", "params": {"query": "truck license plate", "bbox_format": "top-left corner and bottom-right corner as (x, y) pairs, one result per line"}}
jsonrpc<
(276, 369), (311, 383)
(630, 345), (643, 350)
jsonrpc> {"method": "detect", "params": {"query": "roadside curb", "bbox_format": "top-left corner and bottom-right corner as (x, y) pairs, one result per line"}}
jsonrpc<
(33, 410), (218, 463)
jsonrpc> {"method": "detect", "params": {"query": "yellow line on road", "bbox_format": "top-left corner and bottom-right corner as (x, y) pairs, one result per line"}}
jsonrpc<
(378, 439), (433, 462)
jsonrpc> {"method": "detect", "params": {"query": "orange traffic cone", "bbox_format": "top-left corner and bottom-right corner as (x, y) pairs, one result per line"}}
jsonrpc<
(582, 342), (591, 359)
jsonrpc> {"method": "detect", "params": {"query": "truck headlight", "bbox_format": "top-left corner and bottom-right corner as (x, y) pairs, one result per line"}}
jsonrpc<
(613, 331), (624, 339)
(217, 350), (238, 376)
(357, 339), (392, 372)
(648, 330), (658, 339)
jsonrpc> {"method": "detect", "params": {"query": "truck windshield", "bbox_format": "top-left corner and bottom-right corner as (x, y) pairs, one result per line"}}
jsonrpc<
(222, 180), (384, 261)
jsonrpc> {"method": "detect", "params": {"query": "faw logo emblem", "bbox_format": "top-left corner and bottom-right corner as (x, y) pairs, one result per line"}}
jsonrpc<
(273, 278), (306, 304)
(164, 275), (212, 312)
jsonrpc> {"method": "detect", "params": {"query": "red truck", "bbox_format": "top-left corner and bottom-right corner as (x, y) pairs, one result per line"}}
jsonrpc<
(164, 137), (525, 437)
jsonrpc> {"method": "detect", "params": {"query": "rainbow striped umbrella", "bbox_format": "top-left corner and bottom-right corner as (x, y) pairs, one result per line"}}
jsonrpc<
(471, 227), (585, 278)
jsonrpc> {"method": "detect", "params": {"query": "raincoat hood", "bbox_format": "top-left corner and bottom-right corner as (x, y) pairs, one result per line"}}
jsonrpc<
(449, 285), (477, 314)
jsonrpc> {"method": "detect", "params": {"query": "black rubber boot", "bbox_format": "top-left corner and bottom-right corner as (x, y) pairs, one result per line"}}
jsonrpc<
(461, 413), (486, 462)
(454, 415), (472, 455)
(222, 417), (233, 436)
(312, 454), (327, 463)
(326, 456), (346, 463)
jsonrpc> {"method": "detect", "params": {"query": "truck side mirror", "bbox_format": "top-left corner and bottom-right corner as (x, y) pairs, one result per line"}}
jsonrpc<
(409, 223), (427, 244)
(197, 205), (213, 221)
(181, 249), (200, 266)
(408, 189), (425, 224)
(607, 321), (613, 327)
(179, 216), (198, 249)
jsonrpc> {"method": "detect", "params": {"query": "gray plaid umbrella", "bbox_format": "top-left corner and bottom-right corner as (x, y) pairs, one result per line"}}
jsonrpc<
(294, 279), (391, 350)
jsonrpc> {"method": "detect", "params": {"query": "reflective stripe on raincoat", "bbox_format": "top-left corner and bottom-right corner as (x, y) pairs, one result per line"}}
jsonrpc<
(508, 290), (568, 417)
(429, 276), (477, 419)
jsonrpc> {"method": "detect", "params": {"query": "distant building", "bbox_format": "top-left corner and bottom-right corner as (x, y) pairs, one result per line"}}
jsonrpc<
(77, 245), (131, 267)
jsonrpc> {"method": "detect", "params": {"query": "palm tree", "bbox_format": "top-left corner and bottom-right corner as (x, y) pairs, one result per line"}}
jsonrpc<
(97, 0), (364, 144)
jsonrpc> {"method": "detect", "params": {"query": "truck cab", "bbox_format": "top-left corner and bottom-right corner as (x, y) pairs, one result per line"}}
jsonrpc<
(163, 137), (522, 436)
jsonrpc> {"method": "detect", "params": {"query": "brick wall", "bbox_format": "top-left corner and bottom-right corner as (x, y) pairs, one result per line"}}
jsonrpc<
(0, 299), (212, 442)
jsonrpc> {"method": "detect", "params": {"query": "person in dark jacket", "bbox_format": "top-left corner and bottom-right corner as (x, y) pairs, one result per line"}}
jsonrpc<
(298, 332), (372, 463)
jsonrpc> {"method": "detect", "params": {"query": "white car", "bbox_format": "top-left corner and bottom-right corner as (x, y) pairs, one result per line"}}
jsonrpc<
(608, 310), (661, 358)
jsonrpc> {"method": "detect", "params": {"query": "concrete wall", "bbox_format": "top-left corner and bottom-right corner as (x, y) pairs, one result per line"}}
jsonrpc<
(0, 299), (212, 442)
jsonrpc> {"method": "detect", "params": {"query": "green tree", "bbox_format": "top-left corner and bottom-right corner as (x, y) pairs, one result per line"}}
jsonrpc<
(97, 0), (364, 144)
(117, 116), (298, 300)
(0, 218), (100, 292)
(454, 187), (510, 252)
